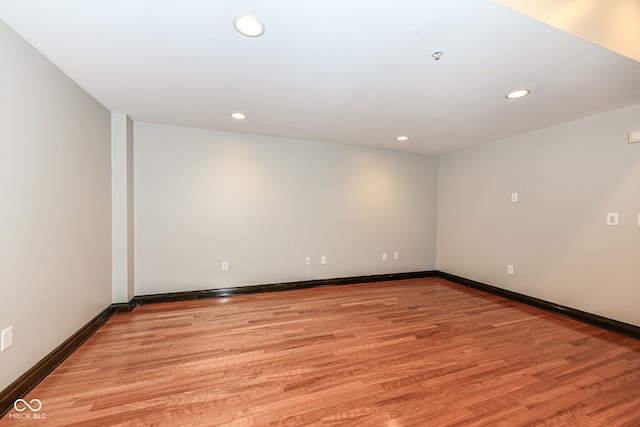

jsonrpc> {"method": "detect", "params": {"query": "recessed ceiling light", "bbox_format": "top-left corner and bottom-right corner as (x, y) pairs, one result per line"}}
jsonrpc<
(397, 136), (409, 141)
(231, 113), (246, 120)
(505, 89), (531, 99)
(233, 15), (265, 37)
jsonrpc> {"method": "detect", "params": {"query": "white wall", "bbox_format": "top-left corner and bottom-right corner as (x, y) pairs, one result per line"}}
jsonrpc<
(134, 123), (438, 295)
(111, 113), (135, 303)
(0, 21), (112, 390)
(437, 103), (640, 326)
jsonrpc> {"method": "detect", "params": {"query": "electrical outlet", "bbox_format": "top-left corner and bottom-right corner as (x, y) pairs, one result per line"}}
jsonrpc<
(305, 257), (311, 265)
(221, 261), (229, 271)
(511, 193), (518, 202)
(637, 213), (640, 226)
(607, 213), (619, 226)
(321, 256), (327, 265)
(394, 252), (399, 261)
(1, 327), (12, 351)
(382, 253), (388, 261)
(507, 265), (514, 275)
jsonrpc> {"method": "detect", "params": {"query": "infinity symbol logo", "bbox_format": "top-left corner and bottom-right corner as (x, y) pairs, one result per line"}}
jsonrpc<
(14, 398), (43, 412)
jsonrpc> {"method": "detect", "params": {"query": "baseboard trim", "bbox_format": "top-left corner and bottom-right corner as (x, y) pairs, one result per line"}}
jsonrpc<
(135, 271), (437, 305)
(112, 297), (138, 314)
(0, 305), (117, 418)
(436, 271), (640, 340)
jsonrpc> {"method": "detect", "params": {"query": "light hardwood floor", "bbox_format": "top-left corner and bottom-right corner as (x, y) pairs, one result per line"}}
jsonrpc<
(2, 278), (639, 426)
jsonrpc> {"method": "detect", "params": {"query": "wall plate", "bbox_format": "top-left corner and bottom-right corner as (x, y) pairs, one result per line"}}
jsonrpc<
(1, 327), (12, 351)
(629, 129), (640, 144)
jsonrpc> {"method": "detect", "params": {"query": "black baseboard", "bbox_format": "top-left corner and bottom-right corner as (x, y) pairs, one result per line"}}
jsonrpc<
(135, 271), (437, 305)
(112, 297), (138, 314)
(0, 305), (117, 418)
(436, 271), (640, 340)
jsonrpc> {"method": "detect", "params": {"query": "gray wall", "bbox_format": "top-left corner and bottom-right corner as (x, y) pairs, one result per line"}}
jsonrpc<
(134, 123), (439, 295)
(437, 103), (640, 326)
(111, 113), (135, 303)
(0, 21), (112, 390)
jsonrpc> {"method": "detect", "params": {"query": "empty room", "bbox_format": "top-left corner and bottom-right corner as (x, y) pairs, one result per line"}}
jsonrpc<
(1, 0), (640, 425)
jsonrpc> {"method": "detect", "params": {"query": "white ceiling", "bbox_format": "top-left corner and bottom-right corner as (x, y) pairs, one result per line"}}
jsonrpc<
(1, 0), (640, 154)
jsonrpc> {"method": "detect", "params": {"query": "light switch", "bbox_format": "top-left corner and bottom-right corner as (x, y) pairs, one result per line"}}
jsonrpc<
(607, 213), (619, 226)
(1, 327), (12, 351)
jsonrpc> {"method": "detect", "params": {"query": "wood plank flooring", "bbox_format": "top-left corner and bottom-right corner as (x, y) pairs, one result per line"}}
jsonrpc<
(2, 278), (640, 426)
